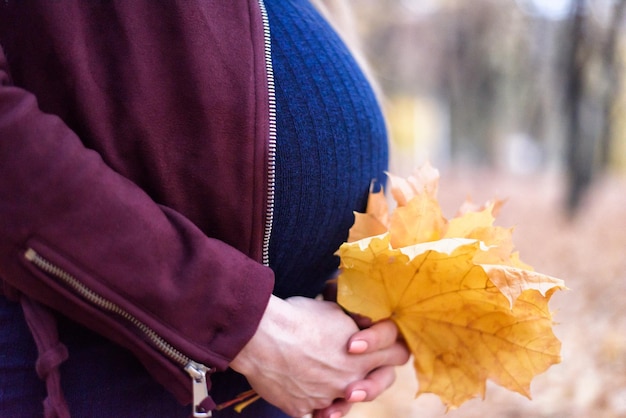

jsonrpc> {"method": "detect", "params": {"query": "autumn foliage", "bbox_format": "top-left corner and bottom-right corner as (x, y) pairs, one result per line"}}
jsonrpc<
(337, 163), (565, 410)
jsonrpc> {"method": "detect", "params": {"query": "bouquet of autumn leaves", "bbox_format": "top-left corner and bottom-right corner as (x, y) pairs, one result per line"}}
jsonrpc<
(336, 163), (565, 410)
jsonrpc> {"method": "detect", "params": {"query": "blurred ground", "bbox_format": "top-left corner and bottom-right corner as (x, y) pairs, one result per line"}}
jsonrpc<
(346, 167), (626, 418)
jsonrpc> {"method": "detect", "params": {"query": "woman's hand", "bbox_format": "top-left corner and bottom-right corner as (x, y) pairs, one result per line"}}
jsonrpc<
(229, 296), (408, 417)
(313, 320), (410, 418)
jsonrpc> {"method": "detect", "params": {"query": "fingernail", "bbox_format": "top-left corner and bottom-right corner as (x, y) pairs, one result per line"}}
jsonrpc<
(329, 412), (342, 418)
(348, 340), (368, 353)
(348, 389), (367, 402)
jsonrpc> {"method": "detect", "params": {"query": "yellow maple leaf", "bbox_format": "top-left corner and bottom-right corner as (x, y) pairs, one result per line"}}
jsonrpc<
(390, 194), (447, 247)
(347, 162), (442, 244)
(387, 161), (440, 206)
(348, 188), (389, 243)
(337, 164), (565, 410)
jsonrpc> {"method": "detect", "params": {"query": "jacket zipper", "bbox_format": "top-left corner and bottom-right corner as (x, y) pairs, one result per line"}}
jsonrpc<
(24, 4), (276, 416)
(24, 248), (214, 418)
(258, 0), (277, 268)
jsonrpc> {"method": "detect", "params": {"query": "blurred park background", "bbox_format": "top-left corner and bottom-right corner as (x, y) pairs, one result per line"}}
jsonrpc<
(339, 0), (626, 417)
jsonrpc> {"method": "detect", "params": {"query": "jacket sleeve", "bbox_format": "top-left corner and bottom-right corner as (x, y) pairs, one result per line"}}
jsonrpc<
(0, 46), (275, 405)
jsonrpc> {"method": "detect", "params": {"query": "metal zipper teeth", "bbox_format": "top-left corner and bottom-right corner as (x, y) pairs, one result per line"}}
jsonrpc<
(25, 248), (213, 417)
(258, 0), (277, 268)
(24, 248), (190, 367)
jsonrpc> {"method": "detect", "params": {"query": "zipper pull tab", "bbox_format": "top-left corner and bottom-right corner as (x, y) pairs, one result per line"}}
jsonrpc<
(185, 361), (213, 418)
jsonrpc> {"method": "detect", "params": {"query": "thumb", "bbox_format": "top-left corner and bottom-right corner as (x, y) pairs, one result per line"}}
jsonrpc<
(347, 319), (399, 354)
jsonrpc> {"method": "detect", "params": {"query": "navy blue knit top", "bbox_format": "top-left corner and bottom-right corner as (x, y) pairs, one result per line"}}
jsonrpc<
(267, 0), (388, 299)
(211, 1), (388, 416)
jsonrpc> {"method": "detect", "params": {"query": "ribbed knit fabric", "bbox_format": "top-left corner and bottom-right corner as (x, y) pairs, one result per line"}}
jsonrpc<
(211, 2), (388, 415)
(267, 0), (388, 299)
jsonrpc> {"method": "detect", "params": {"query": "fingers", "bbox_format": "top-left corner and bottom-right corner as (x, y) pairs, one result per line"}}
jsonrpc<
(348, 319), (400, 354)
(345, 366), (397, 403)
(309, 321), (409, 418)
(313, 399), (353, 418)
(312, 366), (399, 418)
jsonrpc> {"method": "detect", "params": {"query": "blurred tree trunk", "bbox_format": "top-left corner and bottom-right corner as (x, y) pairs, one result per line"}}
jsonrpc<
(599, 0), (626, 167)
(564, 0), (591, 216)
(565, 0), (626, 216)
(446, 3), (500, 165)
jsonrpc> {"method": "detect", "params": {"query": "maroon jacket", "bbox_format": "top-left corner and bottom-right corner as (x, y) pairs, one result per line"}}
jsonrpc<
(0, 0), (275, 413)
